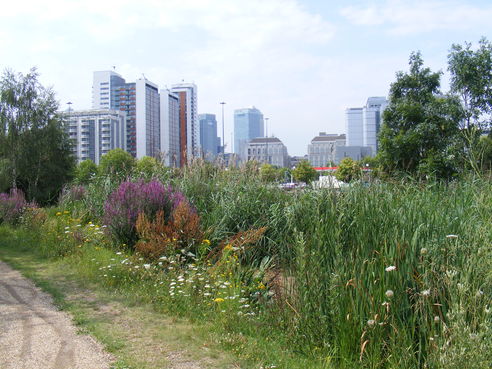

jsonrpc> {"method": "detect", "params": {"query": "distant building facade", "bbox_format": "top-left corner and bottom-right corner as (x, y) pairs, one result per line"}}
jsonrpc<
(170, 83), (199, 166)
(160, 89), (180, 167)
(234, 107), (264, 160)
(245, 137), (289, 167)
(199, 114), (219, 161)
(308, 133), (346, 167)
(92, 71), (160, 158)
(345, 97), (388, 154)
(66, 109), (126, 164)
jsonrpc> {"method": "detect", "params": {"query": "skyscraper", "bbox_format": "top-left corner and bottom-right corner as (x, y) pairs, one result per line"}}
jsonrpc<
(234, 107), (264, 160)
(160, 89), (180, 167)
(198, 114), (219, 161)
(92, 71), (160, 158)
(170, 83), (199, 166)
(345, 97), (388, 154)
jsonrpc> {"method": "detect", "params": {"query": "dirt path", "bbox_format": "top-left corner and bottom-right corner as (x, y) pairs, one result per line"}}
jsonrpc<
(0, 261), (113, 369)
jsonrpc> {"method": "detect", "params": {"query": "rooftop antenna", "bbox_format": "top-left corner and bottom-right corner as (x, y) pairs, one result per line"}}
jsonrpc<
(112, 65), (116, 71)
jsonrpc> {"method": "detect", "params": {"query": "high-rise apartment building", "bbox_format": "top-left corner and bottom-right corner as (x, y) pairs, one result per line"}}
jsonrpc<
(199, 114), (219, 161)
(66, 109), (126, 164)
(234, 107), (264, 160)
(345, 97), (388, 154)
(160, 89), (180, 167)
(170, 83), (199, 166)
(92, 71), (160, 158)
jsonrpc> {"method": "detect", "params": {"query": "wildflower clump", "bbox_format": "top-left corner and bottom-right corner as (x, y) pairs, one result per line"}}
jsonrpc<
(0, 189), (36, 225)
(103, 180), (186, 247)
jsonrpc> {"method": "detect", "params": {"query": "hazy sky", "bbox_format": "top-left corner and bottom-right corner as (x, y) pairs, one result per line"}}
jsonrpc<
(1, 0), (491, 155)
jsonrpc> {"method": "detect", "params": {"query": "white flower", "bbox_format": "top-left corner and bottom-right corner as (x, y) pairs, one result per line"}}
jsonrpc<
(385, 266), (396, 272)
(121, 259), (128, 264)
(64, 226), (70, 230)
(420, 248), (428, 255)
(446, 234), (458, 239)
(143, 264), (151, 270)
(385, 290), (394, 298)
(434, 316), (440, 322)
(367, 319), (376, 327)
(204, 284), (211, 288)
(159, 256), (167, 261)
(241, 304), (250, 308)
(64, 231), (70, 234)
(203, 292), (211, 296)
(422, 289), (431, 297)
(116, 252), (122, 255)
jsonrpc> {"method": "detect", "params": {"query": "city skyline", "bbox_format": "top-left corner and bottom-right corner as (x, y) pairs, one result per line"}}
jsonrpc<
(1, 0), (491, 155)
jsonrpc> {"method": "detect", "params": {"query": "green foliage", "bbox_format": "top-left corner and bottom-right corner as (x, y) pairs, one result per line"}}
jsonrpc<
(75, 159), (98, 184)
(0, 68), (75, 204)
(292, 160), (318, 184)
(334, 157), (361, 182)
(259, 163), (286, 183)
(134, 156), (162, 179)
(448, 37), (492, 129)
(379, 52), (464, 179)
(99, 148), (135, 177)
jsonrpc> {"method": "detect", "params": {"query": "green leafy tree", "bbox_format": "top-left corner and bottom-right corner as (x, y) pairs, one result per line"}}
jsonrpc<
(378, 52), (464, 179)
(292, 160), (318, 184)
(75, 159), (98, 184)
(448, 38), (492, 172)
(335, 157), (361, 183)
(0, 68), (75, 203)
(260, 163), (279, 182)
(448, 38), (492, 129)
(134, 156), (162, 178)
(99, 148), (135, 177)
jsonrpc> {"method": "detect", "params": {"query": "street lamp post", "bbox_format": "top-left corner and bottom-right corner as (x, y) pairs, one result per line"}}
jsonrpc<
(265, 117), (269, 164)
(220, 102), (226, 154)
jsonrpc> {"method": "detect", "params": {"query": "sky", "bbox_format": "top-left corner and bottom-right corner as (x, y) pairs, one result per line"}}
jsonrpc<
(1, 0), (491, 155)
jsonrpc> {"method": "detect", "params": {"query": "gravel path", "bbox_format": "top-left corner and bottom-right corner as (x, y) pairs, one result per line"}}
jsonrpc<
(0, 261), (113, 369)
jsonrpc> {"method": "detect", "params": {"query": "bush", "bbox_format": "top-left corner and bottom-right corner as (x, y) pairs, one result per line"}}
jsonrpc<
(103, 180), (186, 247)
(135, 202), (203, 259)
(0, 189), (35, 224)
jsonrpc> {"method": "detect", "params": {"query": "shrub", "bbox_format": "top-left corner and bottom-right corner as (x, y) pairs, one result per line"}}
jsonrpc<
(0, 189), (35, 224)
(103, 180), (186, 247)
(135, 201), (203, 259)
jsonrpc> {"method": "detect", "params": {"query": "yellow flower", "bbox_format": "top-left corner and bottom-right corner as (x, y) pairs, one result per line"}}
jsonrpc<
(63, 210), (69, 214)
(224, 244), (233, 251)
(55, 212), (62, 216)
(202, 239), (211, 246)
(258, 282), (266, 290)
(213, 298), (225, 303)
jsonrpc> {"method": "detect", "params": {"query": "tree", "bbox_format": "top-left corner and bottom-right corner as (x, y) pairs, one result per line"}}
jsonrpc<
(378, 52), (464, 179)
(260, 163), (281, 182)
(134, 156), (162, 179)
(448, 38), (492, 129)
(292, 160), (318, 184)
(75, 159), (98, 184)
(0, 68), (75, 203)
(335, 157), (361, 183)
(99, 148), (135, 177)
(448, 38), (492, 173)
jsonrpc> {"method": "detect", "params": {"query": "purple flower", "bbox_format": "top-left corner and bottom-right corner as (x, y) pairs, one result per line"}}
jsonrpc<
(103, 180), (190, 247)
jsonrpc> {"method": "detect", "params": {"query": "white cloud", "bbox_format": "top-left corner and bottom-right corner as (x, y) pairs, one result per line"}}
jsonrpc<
(341, 0), (492, 35)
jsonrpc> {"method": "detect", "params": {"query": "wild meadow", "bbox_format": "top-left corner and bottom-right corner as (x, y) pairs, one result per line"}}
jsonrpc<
(1, 161), (491, 368)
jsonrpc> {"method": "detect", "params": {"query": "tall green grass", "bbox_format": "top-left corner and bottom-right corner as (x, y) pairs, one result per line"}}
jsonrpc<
(46, 165), (492, 367)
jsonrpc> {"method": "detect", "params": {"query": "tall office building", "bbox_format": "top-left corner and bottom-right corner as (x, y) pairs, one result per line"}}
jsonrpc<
(92, 71), (161, 158)
(66, 109), (127, 164)
(345, 97), (388, 154)
(199, 114), (219, 161)
(160, 89), (180, 167)
(170, 83), (199, 166)
(234, 107), (264, 160)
